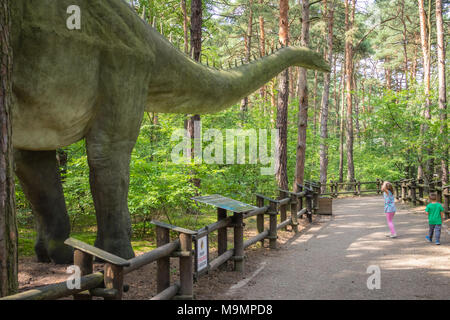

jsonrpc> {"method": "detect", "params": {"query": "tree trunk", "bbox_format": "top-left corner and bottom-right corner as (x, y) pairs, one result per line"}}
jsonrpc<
(353, 69), (360, 141)
(333, 56), (339, 136)
(436, 0), (448, 184)
(400, 0), (409, 90)
(181, 0), (189, 55)
(417, 0), (431, 182)
(276, 0), (289, 190)
(0, 0), (18, 297)
(187, 0), (202, 190)
(294, 0), (310, 192)
(335, 56), (342, 137)
(319, 0), (334, 193)
(313, 69), (318, 136)
(190, 0), (202, 62)
(338, 56), (346, 183)
(345, 0), (356, 184)
(241, 0), (254, 113)
(258, 0), (266, 99)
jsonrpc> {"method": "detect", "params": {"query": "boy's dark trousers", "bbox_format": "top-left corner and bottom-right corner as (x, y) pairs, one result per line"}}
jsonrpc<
(428, 224), (442, 242)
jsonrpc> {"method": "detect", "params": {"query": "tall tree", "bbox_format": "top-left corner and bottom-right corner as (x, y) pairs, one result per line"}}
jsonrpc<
(0, 0), (18, 297)
(417, 0), (431, 182)
(436, 0), (448, 184)
(344, 0), (356, 183)
(319, 0), (334, 193)
(190, 0), (202, 62)
(338, 57), (346, 183)
(276, 0), (289, 190)
(294, 0), (310, 192)
(186, 0), (202, 189)
(258, 0), (266, 99)
(181, 0), (189, 55)
(241, 0), (254, 113)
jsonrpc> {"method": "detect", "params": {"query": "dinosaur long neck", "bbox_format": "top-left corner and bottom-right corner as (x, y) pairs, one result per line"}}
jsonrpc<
(146, 30), (329, 114)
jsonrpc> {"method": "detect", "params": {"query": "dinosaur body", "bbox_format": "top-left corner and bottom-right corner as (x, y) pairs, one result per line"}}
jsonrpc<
(11, 0), (329, 263)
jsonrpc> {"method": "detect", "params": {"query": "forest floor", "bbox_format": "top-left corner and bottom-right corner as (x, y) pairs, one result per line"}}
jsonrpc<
(16, 196), (450, 300)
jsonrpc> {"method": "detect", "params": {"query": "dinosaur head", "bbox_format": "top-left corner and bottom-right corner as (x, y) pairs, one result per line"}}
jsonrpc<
(280, 46), (331, 73)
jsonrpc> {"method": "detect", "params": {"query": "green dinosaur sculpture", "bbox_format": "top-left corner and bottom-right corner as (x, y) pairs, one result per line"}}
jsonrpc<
(11, 0), (330, 263)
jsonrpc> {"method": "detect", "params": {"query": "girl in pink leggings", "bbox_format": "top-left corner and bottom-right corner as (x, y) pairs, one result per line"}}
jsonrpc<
(382, 181), (397, 238)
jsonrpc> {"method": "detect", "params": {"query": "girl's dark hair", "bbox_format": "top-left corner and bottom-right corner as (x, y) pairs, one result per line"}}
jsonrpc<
(382, 181), (394, 194)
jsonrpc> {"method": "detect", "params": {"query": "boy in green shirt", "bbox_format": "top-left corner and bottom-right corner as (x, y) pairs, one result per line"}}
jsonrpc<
(425, 193), (445, 245)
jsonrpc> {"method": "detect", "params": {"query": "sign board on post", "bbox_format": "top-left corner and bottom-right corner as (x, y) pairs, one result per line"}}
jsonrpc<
(195, 235), (209, 278)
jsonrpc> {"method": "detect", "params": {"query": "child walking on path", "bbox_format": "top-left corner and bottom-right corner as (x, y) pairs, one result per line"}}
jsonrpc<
(425, 193), (445, 245)
(382, 181), (397, 238)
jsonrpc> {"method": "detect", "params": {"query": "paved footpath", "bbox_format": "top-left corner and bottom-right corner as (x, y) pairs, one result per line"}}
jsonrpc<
(225, 196), (450, 300)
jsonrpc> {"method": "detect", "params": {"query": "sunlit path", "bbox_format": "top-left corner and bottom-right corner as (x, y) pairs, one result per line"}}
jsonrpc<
(221, 196), (450, 300)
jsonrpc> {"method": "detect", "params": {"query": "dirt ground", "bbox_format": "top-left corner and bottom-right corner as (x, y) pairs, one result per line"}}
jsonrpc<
(16, 214), (321, 300)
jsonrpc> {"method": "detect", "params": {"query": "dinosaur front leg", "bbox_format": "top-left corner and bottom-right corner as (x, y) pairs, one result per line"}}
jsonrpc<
(85, 95), (146, 260)
(14, 149), (73, 264)
(85, 136), (139, 260)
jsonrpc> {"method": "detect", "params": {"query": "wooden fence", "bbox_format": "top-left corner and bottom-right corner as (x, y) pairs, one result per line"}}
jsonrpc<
(391, 178), (450, 217)
(1, 183), (320, 300)
(316, 179), (382, 197)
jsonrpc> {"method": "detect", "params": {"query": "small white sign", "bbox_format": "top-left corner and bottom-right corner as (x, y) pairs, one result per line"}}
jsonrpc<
(196, 236), (208, 272)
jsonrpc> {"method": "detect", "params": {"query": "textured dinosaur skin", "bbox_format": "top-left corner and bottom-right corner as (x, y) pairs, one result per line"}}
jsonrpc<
(11, 0), (330, 263)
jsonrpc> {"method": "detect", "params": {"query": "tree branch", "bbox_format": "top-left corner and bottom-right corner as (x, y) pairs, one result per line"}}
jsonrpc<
(354, 14), (400, 52)
(309, 0), (323, 7)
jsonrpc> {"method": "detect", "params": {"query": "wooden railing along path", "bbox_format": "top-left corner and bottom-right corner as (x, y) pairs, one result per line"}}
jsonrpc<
(391, 178), (450, 217)
(1, 184), (321, 300)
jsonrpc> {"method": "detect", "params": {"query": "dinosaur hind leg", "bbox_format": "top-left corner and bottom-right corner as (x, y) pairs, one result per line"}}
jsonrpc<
(14, 149), (73, 264)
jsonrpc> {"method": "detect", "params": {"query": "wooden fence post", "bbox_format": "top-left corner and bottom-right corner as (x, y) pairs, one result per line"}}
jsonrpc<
(306, 192), (313, 223)
(298, 185), (304, 218)
(357, 181), (361, 196)
(444, 186), (449, 219)
(279, 190), (288, 231)
(178, 232), (193, 300)
(156, 226), (170, 294)
(290, 193), (299, 234)
(232, 212), (244, 272)
(411, 180), (417, 205)
(313, 185), (320, 214)
(376, 179), (381, 195)
(256, 195), (265, 246)
(401, 181), (407, 204)
(217, 208), (228, 270)
(73, 250), (93, 300)
(418, 178), (424, 200)
(436, 181), (443, 203)
(394, 182), (400, 200)
(329, 180), (333, 197)
(104, 263), (124, 300)
(267, 200), (278, 249)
